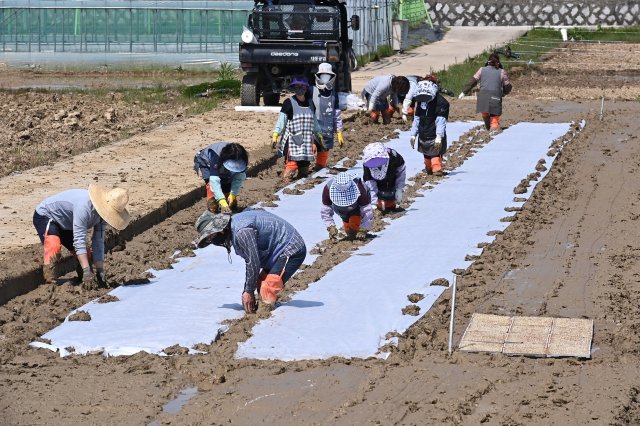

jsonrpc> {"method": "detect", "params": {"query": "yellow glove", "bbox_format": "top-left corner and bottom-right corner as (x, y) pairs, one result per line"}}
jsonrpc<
(227, 194), (237, 210)
(218, 198), (232, 214)
(271, 132), (279, 149)
(336, 130), (344, 147)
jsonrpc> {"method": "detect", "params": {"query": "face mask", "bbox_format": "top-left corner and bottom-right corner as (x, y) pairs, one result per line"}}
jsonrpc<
(315, 74), (335, 91)
(293, 86), (307, 96)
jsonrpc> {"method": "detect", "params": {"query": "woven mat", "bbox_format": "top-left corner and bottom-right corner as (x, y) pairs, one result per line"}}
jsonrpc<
(458, 313), (593, 358)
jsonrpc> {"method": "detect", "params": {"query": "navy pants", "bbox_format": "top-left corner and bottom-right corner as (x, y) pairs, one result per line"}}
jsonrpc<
(32, 211), (75, 252)
(270, 245), (307, 284)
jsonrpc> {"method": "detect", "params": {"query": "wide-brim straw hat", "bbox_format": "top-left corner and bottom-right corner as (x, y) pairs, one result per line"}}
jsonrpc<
(88, 184), (131, 231)
(329, 172), (360, 207)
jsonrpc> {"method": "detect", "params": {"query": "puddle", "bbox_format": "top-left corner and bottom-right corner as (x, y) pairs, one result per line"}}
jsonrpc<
(163, 386), (199, 414)
(149, 386), (199, 424)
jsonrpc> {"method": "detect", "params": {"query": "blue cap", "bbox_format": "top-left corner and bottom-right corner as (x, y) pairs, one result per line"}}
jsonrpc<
(289, 76), (309, 87)
(223, 159), (247, 173)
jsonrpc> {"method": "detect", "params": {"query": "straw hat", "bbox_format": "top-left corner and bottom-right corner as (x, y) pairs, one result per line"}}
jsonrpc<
(362, 142), (389, 168)
(329, 172), (360, 207)
(88, 184), (131, 231)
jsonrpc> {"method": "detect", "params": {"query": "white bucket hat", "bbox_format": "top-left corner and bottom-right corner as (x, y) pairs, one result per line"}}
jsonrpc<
(316, 62), (336, 90)
(329, 172), (360, 207)
(316, 62), (336, 76)
(362, 142), (389, 168)
(88, 184), (131, 231)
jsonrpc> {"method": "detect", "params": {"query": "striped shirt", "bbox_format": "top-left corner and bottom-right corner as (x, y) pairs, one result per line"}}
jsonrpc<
(231, 210), (306, 293)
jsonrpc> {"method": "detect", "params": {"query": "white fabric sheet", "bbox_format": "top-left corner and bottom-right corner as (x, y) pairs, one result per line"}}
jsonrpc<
(236, 122), (571, 360)
(31, 122), (478, 357)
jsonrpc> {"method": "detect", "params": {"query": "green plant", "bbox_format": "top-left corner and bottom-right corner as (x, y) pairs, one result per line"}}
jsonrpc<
(356, 44), (394, 68)
(217, 62), (237, 81)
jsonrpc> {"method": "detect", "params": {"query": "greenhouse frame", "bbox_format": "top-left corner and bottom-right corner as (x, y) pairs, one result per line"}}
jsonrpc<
(0, 0), (393, 69)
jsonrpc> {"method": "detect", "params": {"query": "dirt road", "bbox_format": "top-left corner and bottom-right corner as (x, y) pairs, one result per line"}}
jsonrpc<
(1, 33), (640, 425)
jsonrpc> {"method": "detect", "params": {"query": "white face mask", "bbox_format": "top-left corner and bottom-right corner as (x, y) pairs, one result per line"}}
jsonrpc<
(315, 73), (335, 91)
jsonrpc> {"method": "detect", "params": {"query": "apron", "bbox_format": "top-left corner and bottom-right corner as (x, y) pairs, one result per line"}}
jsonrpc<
(281, 97), (315, 162)
(312, 88), (336, 150)
(476, 66), (503, 116)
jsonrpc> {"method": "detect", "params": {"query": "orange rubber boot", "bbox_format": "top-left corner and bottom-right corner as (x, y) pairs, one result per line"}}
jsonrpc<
(43, 234), (62, 284)
(260, 274), (284, 305)
(343, 215), (362, 235)
(490, 115), (500, 130)
(424, 157), (433, 175)
(432, 156), (443, 176)
(370, 111), (380, 123)
(205, 182), (214, 200)
(283, 160), (298, 183)
(316, 151), (329, 169)
(378, 200), (396, 211)
(44, 234), (62, 265)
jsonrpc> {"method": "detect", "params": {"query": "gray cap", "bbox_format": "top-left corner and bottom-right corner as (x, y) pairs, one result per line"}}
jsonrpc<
(195, 210), (231, 248)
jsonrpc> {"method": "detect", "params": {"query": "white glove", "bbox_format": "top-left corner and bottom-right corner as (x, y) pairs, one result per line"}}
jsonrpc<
(458, 92), (465, 99)
(434, 135), (442, 153)
(370, 203), (378, 210)
(395, 188), (404, 204)
(402, 114), (408, 122)
(409, 136), (416, 149)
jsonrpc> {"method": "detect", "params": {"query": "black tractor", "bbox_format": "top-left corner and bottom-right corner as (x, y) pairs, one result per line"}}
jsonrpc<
(239, 0), (359, 106)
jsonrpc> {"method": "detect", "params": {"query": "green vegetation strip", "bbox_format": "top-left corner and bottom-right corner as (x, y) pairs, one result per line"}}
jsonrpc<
(436, 26), (640, 95)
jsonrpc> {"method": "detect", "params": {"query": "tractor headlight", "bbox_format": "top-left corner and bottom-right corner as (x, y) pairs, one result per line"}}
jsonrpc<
(241, 27), (257, 44)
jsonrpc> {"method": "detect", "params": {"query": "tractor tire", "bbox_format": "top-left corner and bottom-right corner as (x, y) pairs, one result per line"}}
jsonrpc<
(263, 91), (280, 106)
(241, 73), (260, 106)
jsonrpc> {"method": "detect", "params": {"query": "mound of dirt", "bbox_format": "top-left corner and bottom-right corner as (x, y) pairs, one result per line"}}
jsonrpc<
(68, 310), (91, 321)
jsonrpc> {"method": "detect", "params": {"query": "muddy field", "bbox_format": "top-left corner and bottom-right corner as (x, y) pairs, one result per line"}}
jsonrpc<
(1, 41), (640, 425)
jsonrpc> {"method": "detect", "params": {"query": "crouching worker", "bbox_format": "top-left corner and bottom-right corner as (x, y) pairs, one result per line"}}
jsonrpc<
(193, 142), (248, 213)
(321, 171), (373, 241)
(195, 210), (306, 314)
(362, 74), (410, 124)
(32, 185), (131, 289)
(362, 142), (406, 212)
(409, 80), (450, 176)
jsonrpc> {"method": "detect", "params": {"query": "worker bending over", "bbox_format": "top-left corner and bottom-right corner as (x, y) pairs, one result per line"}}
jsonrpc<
(196, 210), (306, 313)
(194, 141), (248, 213)
(33, 185), (131, 290)
(321, 171), (373, 241)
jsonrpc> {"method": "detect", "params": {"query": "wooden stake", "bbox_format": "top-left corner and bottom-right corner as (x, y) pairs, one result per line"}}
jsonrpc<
(448, 274), (458, 356)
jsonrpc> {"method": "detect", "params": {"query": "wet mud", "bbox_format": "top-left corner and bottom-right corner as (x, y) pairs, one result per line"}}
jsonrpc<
(2, 50), (640, 424)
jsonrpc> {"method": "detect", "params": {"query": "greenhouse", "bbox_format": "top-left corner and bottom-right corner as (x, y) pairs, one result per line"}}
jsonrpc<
(0, 0), (399, 69)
